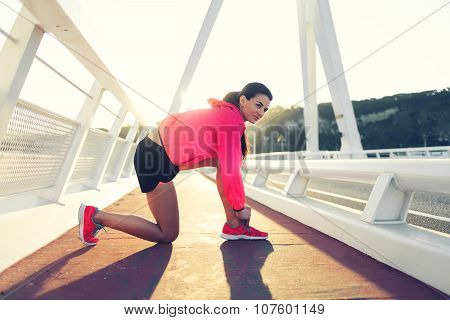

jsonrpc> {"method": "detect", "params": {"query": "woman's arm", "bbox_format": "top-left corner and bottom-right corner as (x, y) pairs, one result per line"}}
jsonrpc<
(216, 167), (246, 226)
(216, 167), (233, 214)
(216, 124), (246, 211)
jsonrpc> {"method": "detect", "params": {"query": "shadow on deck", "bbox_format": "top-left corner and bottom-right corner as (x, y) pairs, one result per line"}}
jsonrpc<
(0, 172), (447, 300)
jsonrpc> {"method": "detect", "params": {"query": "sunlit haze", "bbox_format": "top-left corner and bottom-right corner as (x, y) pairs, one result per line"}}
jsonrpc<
(1, 0), (449, 128)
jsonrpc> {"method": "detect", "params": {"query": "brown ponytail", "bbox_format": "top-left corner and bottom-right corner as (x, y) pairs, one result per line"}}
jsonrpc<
(223, 91), (249, 160)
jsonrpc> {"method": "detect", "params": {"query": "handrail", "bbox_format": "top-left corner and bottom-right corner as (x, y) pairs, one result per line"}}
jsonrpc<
(246, 146), (450, 160)
(244, 158), (450, 195)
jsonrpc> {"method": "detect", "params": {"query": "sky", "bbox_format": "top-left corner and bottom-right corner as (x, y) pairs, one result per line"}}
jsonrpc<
(1, 0), (449, 128)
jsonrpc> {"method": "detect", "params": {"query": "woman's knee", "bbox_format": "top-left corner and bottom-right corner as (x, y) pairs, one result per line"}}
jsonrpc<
(158, 230), (179, 243)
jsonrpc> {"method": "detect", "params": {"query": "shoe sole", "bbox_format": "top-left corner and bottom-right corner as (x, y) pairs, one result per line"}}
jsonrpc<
(78, 203), (97, 246)
(220, 233), (268, 240)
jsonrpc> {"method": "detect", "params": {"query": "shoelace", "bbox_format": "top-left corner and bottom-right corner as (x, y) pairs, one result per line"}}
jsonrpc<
(92, 209), (108, 236)
(241, 219), (251, 233)
(93, 224), (108, 237)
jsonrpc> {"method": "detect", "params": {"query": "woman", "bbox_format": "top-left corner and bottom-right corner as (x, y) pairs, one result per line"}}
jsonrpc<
(78, 82), (272, 245)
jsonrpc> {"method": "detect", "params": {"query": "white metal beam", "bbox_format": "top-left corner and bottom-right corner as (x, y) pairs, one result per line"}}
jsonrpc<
(168, 0), (224, 114)
(297, 0), (319, 153)
(298, 0), (363, 155)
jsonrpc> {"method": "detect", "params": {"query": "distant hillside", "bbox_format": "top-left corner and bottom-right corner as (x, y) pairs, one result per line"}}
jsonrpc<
(247, 89), (450, 152)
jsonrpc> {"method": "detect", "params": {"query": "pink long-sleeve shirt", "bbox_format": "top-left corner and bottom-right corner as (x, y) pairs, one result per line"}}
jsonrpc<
(158, 98), (246, 211)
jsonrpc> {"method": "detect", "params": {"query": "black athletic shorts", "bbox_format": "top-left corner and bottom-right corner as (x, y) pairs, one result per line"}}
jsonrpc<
(133, 135), (180, 193)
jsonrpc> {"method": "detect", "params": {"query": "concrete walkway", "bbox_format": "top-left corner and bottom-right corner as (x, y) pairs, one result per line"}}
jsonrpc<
(0, 172), (447, 299)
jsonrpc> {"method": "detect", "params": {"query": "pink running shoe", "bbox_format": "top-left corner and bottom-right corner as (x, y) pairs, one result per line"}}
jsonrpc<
(78, 203), (104, 246)
(220, 222), (268, 240)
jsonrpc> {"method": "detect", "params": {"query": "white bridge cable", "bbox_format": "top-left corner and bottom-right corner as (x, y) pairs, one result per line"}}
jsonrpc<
(34, 55), (93, 99)
(98, 103), (121, 119)
(0, 26), (16, 42)
(0, 1), (18, 43)
(35, 56), (120, 118)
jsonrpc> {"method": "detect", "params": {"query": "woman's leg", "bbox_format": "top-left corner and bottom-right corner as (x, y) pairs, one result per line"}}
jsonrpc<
(93, 181), (180, 243)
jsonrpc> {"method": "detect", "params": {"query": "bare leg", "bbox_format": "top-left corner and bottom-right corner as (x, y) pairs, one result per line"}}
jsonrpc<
(93, 181), (180, 243)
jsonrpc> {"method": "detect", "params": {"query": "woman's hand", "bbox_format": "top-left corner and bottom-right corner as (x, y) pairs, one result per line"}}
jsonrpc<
(234, 205), (251, 228)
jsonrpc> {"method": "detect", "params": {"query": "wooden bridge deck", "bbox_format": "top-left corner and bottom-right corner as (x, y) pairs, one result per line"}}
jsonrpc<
(0, 172), (446, 300)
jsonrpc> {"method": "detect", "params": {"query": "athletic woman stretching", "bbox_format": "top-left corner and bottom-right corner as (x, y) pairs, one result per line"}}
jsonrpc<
(78, 82), (272, 245)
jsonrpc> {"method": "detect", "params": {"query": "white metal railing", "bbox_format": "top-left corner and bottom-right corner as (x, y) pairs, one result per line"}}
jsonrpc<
(247, 146), (450, 160)
(362, 146), (449, 158)
(268, 179), (450, 225)
(232, 156), (450, 294)
(0, 99), (140, 199)
(243, 158), (450, 194)
(0, 99), (79, 196)
(104, 137), (129, 180)
(259, 172), (450, 232)
(70, 128), (112, 183)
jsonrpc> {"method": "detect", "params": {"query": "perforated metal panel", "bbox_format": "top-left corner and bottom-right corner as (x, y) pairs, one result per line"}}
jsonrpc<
(70, 128), (112, 182)
(104, 138), (128, 179)
(121, 143), (137, 178)
(0, 100), (79, 196)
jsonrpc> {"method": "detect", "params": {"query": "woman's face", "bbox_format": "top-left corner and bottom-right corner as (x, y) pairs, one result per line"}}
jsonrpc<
(239, 94), (271, 124)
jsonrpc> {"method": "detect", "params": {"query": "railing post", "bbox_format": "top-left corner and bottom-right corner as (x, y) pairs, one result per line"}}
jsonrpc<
(41, 80), (104, 202)
(250, 168), (268, 187)
(361, 173), (414, 224)
(122, 126), (147, 178)
(88, 106), (127, 189)
(110, 119), (139, 182)
(282, 169), (309, 198)
(0, 9), (44, 144)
